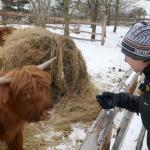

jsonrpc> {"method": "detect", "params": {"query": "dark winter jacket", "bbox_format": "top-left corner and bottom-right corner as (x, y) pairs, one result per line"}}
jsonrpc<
(117, 64), (150, 149)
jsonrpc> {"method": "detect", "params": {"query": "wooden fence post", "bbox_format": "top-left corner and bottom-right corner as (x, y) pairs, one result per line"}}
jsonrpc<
(136, 126), (146, 150)
(111, 111), (134, 150)
(101, 16), (107, 46)
(112, 74), (138, 150)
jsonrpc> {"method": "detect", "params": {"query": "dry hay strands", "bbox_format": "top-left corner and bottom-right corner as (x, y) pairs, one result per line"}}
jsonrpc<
(0, 28), (55, 70)
(48, 35), (90, 100)
(52, 84), (100, 132)
(62, 38), (89, 94)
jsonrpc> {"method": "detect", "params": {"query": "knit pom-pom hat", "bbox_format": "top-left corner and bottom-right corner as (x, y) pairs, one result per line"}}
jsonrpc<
(121, 22), (150, 60)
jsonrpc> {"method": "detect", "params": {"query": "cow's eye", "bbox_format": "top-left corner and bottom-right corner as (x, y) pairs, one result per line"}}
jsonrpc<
(37, 82), (44, 91)
(22, 88), (32, 99)
(37, 82), (40, 87)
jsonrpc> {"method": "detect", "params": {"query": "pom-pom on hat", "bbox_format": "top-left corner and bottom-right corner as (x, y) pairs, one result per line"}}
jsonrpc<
(121, 22), (150, 60)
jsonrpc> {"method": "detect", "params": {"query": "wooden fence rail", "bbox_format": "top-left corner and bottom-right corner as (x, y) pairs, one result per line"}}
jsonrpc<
(0, 10), (101, 25)
(0, 10), (106, 45)
(136, 126), (146, 150)
(46, 25), (102, 35)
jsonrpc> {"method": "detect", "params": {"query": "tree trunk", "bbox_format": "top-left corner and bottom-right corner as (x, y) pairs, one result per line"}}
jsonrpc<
(107, 14), (111, 26)
(106, 1), (112, 26)
(91, 0), (99, 40)
(113, 0), (119, 32)
(64, 0), (70, 37)
(88, 0), (94, 28)
(30, 0), (46, 27)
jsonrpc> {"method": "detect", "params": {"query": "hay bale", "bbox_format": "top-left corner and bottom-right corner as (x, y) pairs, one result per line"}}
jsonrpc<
(0, 27), (100, 137)
(0, 27), (89, 101)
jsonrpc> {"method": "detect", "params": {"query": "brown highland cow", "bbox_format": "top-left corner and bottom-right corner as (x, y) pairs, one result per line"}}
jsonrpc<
(0, 58), (56, 150)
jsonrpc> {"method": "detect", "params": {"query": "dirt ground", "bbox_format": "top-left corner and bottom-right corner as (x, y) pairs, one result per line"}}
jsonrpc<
(0, 81), (114, 150)
(0, 119), (67, 150)
(0, 112), (92, 150)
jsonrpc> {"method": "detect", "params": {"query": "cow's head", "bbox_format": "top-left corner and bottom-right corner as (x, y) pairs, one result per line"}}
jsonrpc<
(0, 57), (56, 122)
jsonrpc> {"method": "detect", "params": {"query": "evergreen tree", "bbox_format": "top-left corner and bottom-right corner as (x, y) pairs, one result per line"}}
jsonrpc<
(1, 0), (30, 12)
(1, 0), (30, 23)
(12, 0), (29, 12)
(1, 0), (14, 11)
(55, 0), (64, 11)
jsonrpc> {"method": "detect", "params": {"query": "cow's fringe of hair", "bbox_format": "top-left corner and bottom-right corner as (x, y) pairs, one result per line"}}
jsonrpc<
(6, 66), (51, 100)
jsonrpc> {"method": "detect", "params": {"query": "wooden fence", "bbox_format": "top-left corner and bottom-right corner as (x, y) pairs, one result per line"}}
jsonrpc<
(80, 71), (146, 150)
(0, 10), (107, 45)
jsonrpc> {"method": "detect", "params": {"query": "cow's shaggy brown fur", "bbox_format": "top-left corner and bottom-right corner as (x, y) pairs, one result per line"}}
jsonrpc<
(0, 27), (15, 46)
(0, 65), (53, 150)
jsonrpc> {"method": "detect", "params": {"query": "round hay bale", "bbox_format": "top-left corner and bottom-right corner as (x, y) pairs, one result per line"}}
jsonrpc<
(0, 27), (89, 101)
(0, 27), (100, 140)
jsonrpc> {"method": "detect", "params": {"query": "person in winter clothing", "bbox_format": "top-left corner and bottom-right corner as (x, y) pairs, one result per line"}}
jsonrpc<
(96, 22), (150, 149)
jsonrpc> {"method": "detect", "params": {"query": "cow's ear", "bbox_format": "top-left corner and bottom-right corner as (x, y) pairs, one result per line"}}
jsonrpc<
(0, 84), (10, 104)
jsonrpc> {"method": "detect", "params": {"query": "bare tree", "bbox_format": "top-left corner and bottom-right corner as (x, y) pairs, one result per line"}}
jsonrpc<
(113, 0), (135, 32)
(63, 0), (81, 37)
(113, 0), (119, 32)
(101, 0), (113, 25)
(1, 0), (29, 23)
(29, 0), (51, 27)
(64, 0), (70, 36)
(91, 0), (99, 39)
(87, 0), (93, 22)
(87, 0), (98, 25)
(129, 8), (147, 19)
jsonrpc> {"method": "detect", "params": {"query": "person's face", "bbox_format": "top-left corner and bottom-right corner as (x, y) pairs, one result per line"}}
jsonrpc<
(124, 55), (149, 73)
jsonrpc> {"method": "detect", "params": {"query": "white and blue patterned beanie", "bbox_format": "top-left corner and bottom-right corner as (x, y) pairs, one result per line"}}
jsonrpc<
(121, 22), (150, 60)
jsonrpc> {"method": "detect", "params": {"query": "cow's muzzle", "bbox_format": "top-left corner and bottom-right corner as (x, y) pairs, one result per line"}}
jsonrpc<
(40, 108), (55, 121)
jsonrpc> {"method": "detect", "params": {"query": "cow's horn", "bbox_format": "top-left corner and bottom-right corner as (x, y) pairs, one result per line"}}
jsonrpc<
(38, 57), (57, 70)
(0, 76), (12, 84)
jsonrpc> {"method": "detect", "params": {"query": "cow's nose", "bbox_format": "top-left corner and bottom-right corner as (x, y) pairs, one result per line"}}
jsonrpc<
(40, 108), (55, 121)
(47, 108), (55, 115)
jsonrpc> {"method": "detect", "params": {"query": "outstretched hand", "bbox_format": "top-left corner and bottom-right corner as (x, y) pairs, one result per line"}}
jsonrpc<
(96, 92), (119, 109)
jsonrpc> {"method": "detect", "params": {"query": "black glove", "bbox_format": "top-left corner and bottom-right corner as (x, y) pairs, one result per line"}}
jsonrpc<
(96, 92), (121, 109)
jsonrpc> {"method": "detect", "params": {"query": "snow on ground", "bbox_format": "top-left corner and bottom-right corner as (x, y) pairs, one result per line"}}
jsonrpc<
(73, 26), (130, 91)
(50, 123), (87, 150)
(4, 24), (147, 149)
